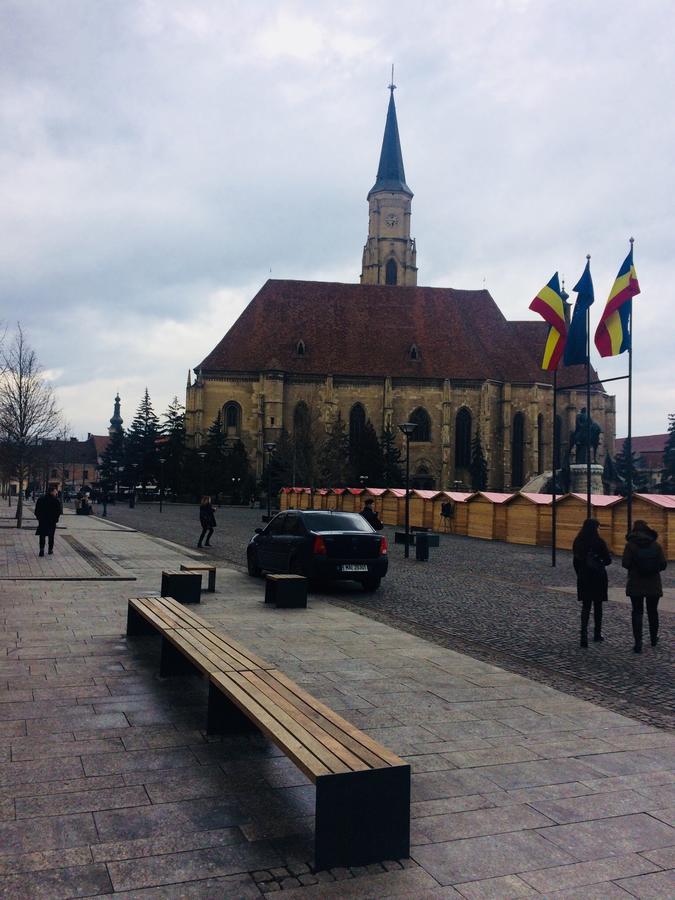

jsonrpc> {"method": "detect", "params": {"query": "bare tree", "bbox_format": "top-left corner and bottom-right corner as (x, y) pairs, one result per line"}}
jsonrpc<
(0, 326), (62, 527)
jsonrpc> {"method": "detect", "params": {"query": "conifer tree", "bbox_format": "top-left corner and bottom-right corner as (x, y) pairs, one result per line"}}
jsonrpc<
(203, 413), (227, 500)
(125, 389), (161, 492)
(320, 411), (350, 487)
(469, 428), (488, 491)
(614, 441), (649, 495)
(350, 419), (384, 485)
(662, 413), (675, 493)
(99, 429), (126, 495)
(161, 397), (186, 498)
(381, 425), (404, 487)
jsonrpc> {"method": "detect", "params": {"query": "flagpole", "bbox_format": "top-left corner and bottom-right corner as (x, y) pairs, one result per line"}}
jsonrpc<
(627, 238), (634, 531)
(551, 369), (557, 567)
(585, 254), (592, 520)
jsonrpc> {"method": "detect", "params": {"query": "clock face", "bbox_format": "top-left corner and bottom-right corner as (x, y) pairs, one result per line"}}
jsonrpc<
(385, 213), (400, 228)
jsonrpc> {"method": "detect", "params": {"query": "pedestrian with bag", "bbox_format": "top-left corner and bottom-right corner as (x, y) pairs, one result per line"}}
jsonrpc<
(34, 486), (63, 557)
(622, 519), (667, 653)
(360, 498), (383, 530)
(197, 495), (217, 548)
(572, 518), (612, 647)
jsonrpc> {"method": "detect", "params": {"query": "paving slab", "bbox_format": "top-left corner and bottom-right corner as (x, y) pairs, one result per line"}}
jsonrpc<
(0, 508), (672, 895)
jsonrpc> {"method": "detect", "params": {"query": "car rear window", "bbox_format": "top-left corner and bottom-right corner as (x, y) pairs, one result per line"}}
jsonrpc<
(301, 513), (373, 532)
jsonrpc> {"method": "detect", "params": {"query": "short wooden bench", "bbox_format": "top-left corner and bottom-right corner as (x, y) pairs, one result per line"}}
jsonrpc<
(126, 595), (410, 870)
(180, 563), (216, 593)
(264, 573), (307, 608)
(161, 570), (201, 604)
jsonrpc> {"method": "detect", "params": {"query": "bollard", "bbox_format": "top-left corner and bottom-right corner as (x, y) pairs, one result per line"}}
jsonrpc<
(415, 531), (430, 562)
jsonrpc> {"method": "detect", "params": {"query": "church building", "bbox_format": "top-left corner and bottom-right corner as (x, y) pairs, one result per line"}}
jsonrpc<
(185, 86), (615, 490)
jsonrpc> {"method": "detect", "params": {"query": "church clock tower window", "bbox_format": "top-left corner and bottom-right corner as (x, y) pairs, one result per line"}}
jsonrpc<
(385, 259), (398, 285)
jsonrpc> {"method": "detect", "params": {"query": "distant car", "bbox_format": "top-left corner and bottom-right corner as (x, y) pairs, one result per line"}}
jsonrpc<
(247, 510), (388, 591)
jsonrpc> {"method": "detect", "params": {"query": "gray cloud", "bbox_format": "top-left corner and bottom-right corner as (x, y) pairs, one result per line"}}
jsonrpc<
(1, 0), (672, 438)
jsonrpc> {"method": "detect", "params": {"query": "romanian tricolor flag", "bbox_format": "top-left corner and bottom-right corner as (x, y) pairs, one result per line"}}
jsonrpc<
(529, 272), (568, 371)
(594, 243), (640, 357)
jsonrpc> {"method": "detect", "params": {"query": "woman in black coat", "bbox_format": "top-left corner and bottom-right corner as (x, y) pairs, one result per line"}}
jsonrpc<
(572, 518), (612, 647)
(34, 487), (63, 557)
(622, 519), (667, 653)
(198, 495), (217, 548)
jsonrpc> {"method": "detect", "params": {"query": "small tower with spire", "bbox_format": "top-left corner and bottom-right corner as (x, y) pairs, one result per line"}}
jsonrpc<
(361, 72), (417, 286)
(109, 393), (123, 436)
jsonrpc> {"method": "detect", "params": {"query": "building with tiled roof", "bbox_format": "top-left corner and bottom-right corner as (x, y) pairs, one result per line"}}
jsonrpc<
(615, 433), (668, 489)
(186, 88), (615, 490)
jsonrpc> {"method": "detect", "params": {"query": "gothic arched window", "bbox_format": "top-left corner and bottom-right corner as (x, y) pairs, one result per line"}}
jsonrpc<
(409, 344), (420, 361)
(349, 403), (366, 449)
(410, 407), (431, 442)
(223, 402), (241, 437)
(385, 258), (398, 285)
(455, 408), (472, 468)
(537, 414), (545, 474)
(293, 401), (310, 436)
(296, 340), (306, 357)
(512, 412), (525, 488)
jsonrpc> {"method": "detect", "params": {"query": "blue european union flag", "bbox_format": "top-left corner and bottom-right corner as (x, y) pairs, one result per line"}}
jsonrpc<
(563, 258), (594, 366)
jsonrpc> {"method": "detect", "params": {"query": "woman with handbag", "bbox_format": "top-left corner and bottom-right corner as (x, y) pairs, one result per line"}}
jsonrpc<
(572, 518), (612, 647)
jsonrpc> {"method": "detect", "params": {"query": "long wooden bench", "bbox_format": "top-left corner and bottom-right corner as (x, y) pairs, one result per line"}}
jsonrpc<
(126, 595), (410, 869)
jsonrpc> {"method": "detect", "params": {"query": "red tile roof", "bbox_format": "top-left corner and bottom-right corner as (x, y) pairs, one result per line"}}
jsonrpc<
(615, 434), (668, 456)
(198, 280), (601, 389)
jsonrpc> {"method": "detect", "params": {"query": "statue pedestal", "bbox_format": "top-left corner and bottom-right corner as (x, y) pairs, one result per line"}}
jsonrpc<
(568, 464), (604, 495)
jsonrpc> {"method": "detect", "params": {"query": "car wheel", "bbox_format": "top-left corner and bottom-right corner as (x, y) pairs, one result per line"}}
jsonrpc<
(361, 576), (381, 592)
(247, 550), (262, 577)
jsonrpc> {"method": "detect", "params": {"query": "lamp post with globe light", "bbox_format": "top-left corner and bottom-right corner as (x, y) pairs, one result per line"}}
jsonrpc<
(263, 442), (276, 520)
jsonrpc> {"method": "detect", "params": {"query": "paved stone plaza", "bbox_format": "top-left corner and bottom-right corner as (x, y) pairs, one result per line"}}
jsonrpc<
(0, 503), (673, 897)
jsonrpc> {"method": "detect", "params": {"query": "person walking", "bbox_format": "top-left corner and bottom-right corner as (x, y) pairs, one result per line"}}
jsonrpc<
(34, 486), (63, 557)
(622, 519), (667, 653)
(197, 496), (217, 548)
(572, 518), (612, 647)
(360, 497), (383, 530)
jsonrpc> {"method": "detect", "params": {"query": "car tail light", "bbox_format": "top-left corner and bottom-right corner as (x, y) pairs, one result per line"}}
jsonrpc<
(312, 535), (327, 555)
(379, 536), (388, 556)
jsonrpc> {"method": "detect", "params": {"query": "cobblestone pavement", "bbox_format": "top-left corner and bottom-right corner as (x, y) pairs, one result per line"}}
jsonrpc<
(103, 502), (675, 729)
(1, 505), (674, 896)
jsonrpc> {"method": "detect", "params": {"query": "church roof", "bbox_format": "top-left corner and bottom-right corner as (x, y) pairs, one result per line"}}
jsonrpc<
(368, 89), (413, 199)
(197, 279), (601, 389)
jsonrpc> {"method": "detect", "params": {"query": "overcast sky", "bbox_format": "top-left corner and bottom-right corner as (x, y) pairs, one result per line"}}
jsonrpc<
(1, 0), (673, 441)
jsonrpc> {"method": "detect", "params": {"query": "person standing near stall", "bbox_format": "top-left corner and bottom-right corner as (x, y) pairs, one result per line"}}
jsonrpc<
(34, 486), (63, 557)
(622, 519), (667, 653)
(572, 518), (612, 647)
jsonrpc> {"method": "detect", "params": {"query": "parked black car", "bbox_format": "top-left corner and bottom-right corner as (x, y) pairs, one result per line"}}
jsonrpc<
(247, 510), (388, 591)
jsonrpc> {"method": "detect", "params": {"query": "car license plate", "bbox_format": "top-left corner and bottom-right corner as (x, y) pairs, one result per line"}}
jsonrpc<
(340, 564), (368, 572)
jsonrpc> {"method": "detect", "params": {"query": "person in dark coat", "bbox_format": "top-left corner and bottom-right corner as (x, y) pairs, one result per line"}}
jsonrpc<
(360, 498), (383, 530)
(622, 519), (667, 653)
(34, 486), (63, 557)
(572, 518), (612, 647)
(198, 495), (217, 548)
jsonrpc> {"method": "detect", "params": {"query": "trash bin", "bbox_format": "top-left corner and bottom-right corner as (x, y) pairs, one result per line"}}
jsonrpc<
(415, 531), (430, 561)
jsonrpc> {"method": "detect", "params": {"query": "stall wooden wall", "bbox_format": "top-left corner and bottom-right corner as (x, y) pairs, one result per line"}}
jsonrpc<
(467, 498), (496, 540)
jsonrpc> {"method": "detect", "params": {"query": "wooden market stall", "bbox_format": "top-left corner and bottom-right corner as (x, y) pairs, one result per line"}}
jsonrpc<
(432, 491), (474, 535)
(408, 490), (441, 528)
(554, 493), (623, 550)
(611, 494), (675, 558)
(325, 488), (343, 510)
(466, 492), (514, 541)
(381, 489), (406, 526)
(505, 493), (552, 546)
(341, 488), (365, 513)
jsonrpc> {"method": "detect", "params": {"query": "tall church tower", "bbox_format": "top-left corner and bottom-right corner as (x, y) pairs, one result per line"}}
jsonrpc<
(361, 79), (417, 286)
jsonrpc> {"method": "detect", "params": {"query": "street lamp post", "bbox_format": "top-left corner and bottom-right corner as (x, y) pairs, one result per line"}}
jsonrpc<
(129, 464), (138, 509)
(198, 451), (207, 498)
(231, 476), (241, 504)
(398, 422), (417, 559)
(263, 442), (276, 520)
(159, 457), (166, 513)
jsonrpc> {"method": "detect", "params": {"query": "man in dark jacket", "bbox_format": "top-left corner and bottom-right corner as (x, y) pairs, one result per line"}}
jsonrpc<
(360, 498), (383, 530)
(34, 487), (63, 557)
(622, 520), (668, 652)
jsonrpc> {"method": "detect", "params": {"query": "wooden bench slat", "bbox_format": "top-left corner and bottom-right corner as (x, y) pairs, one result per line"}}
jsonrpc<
(254, 669), (389, 770)
(194, 628), (274, 671)
(215, 670), (352, 777)
(239, 670), (370, 774)
(211, 671), (333, 780)
(156, 595), (210, 628)
(134, 597), (198, 631)
(162, 629), (221, 675)
(170, 628), (241, 674)
(265, 669), (408, 769)
(187, 629), (267, 672)
(129, 598), (180, 632)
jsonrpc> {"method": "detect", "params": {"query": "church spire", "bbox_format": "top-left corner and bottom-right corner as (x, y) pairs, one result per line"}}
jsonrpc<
(368, 74), (413, 199)
(361, 76), (417, 286)
(109, 393), (123, 436)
